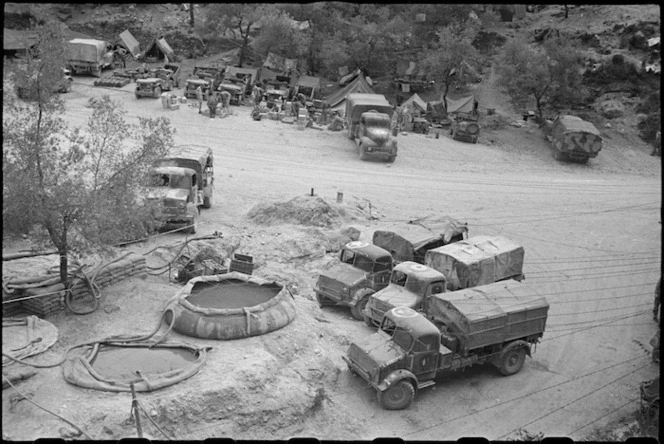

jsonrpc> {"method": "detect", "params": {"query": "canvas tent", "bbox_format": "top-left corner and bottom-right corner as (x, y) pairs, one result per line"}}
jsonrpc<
(294, 75), (322, 100)
(445, 95), (478, 115)
(117, 29), (141, 59)
(263, 52), (298, 73)
(338, 68), (362, 86)
(325, 71), (376, 113)
(402, 93), (427, 112)
(142, 36), (175, 62)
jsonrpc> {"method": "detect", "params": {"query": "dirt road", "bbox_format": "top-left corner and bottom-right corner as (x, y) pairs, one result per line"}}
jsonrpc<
(2, 76), (660, 441)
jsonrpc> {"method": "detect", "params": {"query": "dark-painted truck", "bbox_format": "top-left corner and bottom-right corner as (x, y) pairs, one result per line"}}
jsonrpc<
(345, 93), (398, 162)
(314, 241), (393, 320)
(343, 280), (549, 410)
(363, 262), (447, 327)
(147, 145), (214, 234)
(424, 235), (525, 291)
(542, 115), (603, 164)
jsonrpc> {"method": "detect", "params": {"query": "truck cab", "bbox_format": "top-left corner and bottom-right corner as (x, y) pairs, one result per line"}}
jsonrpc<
(363, 262), (447, 327)
(345, 93), (398, 162)
(313, 241), (393, 320)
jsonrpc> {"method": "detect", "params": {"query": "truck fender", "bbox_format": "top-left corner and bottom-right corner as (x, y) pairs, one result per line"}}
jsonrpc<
(499, 340), (531, 360)
(350, 288), (375, 306)
(377, 369), (418, 392)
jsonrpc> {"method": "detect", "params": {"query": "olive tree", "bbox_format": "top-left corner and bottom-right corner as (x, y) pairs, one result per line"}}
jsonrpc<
(497, 36), (586, 121)
(3, 92), (174, 287)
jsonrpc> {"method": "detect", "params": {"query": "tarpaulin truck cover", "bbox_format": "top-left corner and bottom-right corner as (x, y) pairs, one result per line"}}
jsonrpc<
(427, 280), (549, 354)
(68, 39), (105, 63)
(424, 235), (524, 290)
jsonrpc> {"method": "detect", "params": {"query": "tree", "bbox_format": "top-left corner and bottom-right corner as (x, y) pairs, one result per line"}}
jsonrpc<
(251, 9), (308, 62)
(497, 36), (585, 121)
(202, 4), (277, 67)
(3, 88), (174, 286)
(420, 23), (481, 108)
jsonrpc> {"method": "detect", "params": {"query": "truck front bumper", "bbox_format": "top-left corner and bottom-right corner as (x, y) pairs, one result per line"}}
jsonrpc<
(342, 355), (378, 388)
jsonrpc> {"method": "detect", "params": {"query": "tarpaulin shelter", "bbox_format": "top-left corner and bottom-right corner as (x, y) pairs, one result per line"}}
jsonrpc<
(117, 29), (141, 59)
(325, 71), (375, 113)
(402, 93), (428, 112)
(3, 28), (38, 57)
(338, 68), (362, 86)
(295, 75), (322, 100)
(445, 95), (478, 114)
(263, 52), (298, 73)
(142, 36), (175, 62)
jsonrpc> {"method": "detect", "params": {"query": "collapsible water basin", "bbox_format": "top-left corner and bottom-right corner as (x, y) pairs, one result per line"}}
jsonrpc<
(164, 272), (296, 340)
(63, 341), (209, 392)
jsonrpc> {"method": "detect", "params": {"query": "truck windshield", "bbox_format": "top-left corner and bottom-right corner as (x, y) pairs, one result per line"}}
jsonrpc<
(391, 270), (408, 287)
(381, 316), (414, 351)
(150, 173), (190, 189)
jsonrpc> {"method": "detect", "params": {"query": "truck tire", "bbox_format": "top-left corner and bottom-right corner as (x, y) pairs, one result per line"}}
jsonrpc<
(553, 150), (564, 161)
(378, 380), (415, 410)
(497, 346), (526, 376)
(387, 155), (396, 163)
(359, 144), (368, 161)
(350, 291), (373, 321)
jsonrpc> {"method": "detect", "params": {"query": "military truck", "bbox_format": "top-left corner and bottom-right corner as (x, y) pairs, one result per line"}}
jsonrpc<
(217, 78), (245, 105)
(345, 93), (398, 162)
(450, 114), (481, 143)
(542, 115), (603, 163)
(66, 39), (123, 77)
(424, 235), (525, 291)
(147, 145), (214, 234)
(363, 262), (447, 327)
(135, 65), (181, 99)
(313, 241), (393, 320)
(184, 65), (224, 100)
(16, 68), (73, 99)
(372, 216), (468, 264)
(344, 281), (549, 410)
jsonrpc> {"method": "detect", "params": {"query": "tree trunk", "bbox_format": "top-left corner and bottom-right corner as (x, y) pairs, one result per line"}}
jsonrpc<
(59, 247), (69, 288)
(443, 80), (450, 110)
(189, 3), (194, 27)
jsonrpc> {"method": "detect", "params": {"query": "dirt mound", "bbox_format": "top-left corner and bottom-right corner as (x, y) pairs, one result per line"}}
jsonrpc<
(246, 195), (362, 228)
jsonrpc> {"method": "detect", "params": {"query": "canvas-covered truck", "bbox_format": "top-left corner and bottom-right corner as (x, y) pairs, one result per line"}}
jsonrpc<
(135, 64), (181, 98)
(67, 39), (123, 77)
(314, 241), (393, 320)
(343, 281), (549, 410)
(363, 262), (447, 327)
(372, 216), (468, 264)
(424, 235), (525, 291)
(543, 115), (603, 163)
(147, 145), (214, 234)
(184, 66), (224, 100)
(345, 93), (398, 162)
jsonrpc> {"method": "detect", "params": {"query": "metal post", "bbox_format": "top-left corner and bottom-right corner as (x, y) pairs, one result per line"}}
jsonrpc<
(130, 382), (143, 438)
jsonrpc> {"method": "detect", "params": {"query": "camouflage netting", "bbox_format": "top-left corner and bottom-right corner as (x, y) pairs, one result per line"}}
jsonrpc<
(245, 195), (367, 228)
(163, 273), (296, 340)
(63, 340), (210, 392)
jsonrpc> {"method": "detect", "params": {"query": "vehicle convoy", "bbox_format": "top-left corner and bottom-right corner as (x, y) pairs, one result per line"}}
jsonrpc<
(135, 64), (181, 99)
(424, 235), (525, 291)
(542, 115), (603, 163)
(363, 262), (447, 327)
(314, 241), (393, 320)
(345, 93), (398, 162)
(343, 280), (549, 410)
(66, 38), (123, 77)
(147, 145), (214, 234)
(372, 216), (468, 264)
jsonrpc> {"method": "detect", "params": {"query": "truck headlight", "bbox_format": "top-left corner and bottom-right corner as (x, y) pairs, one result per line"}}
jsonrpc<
(178, 202), (185, 209)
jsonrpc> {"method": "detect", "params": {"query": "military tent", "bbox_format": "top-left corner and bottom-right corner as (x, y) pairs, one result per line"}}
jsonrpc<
(142, 36), (175, 62)
(338, 68), (361, 86)
(117, 29), (141, 59)
(294, 75), (321, 100)
(325, 71), (375, 112)
(445, 95), (478, 115)
(402, 93), (427, 112)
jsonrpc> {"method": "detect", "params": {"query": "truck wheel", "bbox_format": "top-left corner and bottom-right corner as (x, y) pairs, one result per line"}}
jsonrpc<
(378, 380), (415, 410)
(387, 155), (396, 163)
(153, 86), (162, 99)
(359, 144), (368, 161)
(553, 150), (564, 161)
(350, 294), (372, 321)
(497, 346), (526, 376)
